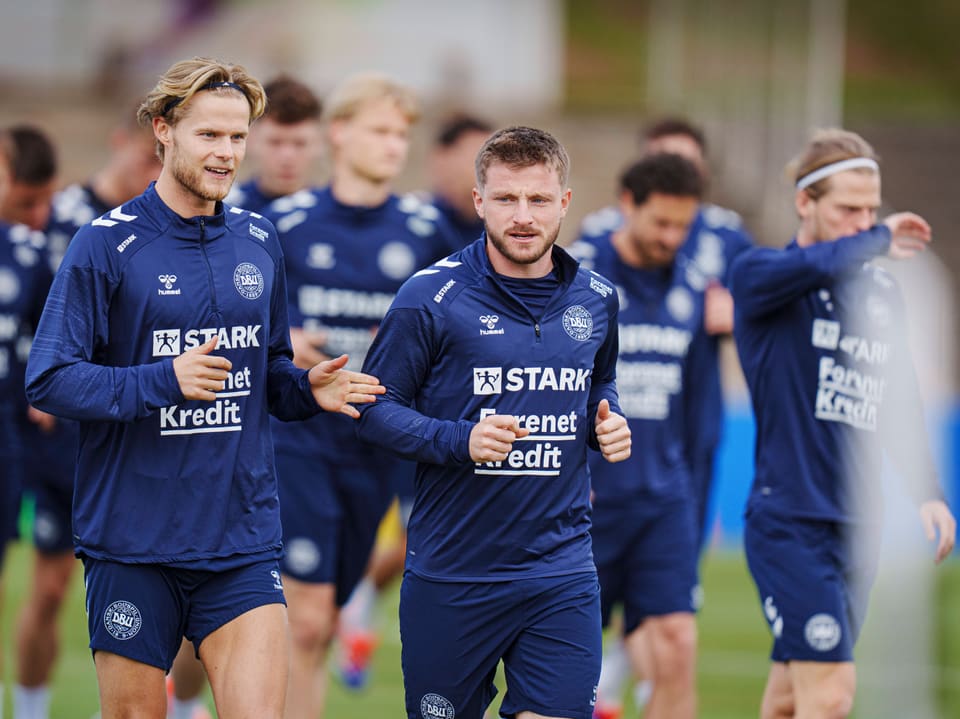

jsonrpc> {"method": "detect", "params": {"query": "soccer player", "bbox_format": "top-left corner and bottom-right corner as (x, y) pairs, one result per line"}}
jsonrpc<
(168, 74), (323, 719)
(225, 75), (323, 213)
(12, 106), (160, 719)
(24, 57), (384, 719)
(0, 126), (57, 233)
(729, 128), (955, 718)
(0, 129), (57, 719)
(357, 125), (632, 719)
(423, 113), (493, 247)
(576, 117), (753, 551)
(334, 112), (496, 684)
(261, 72), (458, 718)
(577, 153), (707, 719)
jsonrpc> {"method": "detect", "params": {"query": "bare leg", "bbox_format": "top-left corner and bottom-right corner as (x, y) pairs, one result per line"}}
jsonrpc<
(626, 612), (696, 719)
(16, 550), (77, 686)
(200, 603), (289, 719)
(94, 651), (167, 719)
(283, 577), (337, 719)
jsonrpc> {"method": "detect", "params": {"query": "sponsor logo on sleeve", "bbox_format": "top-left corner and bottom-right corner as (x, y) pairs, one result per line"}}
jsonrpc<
(249, 224), (269, 241)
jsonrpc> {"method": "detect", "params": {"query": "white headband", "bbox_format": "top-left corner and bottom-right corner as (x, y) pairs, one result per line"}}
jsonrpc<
(796, 157), (879, 190)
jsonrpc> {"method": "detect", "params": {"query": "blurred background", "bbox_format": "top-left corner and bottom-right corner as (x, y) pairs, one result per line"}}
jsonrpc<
(1, 0), (959, 716)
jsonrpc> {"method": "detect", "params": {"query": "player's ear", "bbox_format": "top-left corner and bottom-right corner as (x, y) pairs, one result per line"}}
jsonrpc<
(473, 187), (484, 218)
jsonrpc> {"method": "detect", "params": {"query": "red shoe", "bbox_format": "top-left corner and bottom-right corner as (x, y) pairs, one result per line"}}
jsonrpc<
(592, 701), (624, 719)
(337, 629), (380, 690)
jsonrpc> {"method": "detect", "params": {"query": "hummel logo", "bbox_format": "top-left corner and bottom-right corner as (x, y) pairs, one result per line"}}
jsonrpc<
(479, 313), (504, 336)
(479, 314), (499, 330)
(158, 274), (181, 296)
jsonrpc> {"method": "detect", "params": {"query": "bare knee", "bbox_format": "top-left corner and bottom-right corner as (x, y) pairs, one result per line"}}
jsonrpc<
(645, 613), (697, 682)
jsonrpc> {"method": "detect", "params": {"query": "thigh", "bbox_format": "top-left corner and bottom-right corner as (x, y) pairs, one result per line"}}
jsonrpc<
(500, 573), (602, 719)
(745, 511), (855, 663)
(200, 603), (288, 719)
(621, 499), (700, 634)
(94, 650), (167, 719)
(185, 558), (287, 654)
(82, 558), (184, 671)
(400, 573), (517, 719)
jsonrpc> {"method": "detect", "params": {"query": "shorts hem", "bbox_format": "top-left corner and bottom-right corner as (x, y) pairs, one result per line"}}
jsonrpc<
(190, 596), (287, 655)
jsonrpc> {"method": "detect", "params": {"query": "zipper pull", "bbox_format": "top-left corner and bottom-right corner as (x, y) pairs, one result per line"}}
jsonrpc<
(534, 323), (541, 338)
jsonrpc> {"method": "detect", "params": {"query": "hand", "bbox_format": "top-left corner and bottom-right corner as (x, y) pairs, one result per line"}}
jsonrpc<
(703, 282), (734, 336)
(595, 399), (630, 463)
(920, 499), (956, 564)
(883, 212), (931, 260)
(27, 405), (57, 432)
(289, 327), (330, 370)
(172, 337), (232, 401)
(469, 414), (530, 463)
(308, 354), (385, 419)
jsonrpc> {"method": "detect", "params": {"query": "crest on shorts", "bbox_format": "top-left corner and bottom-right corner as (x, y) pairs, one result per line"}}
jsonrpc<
(104, 600), (142, 641)
(804, 612), (841, 651)
(420, 693), (455, 719)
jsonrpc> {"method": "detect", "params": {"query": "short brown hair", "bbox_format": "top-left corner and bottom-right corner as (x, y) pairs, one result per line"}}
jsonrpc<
(137, 57), (266, 161)
(263, 76), (322, 125)
(788, 128), (879, 200)
(474, 126), (570, 190)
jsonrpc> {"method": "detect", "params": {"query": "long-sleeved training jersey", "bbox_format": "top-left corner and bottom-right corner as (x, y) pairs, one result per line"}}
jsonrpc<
(25, 184), (320, 567)
(731, 226), (940, 523)
(579, 233), (710, 505)
(262, 186), (459, 462)
(357, 237), (623, 581)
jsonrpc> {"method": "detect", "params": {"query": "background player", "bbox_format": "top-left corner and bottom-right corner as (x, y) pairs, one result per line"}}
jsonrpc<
(262, 72), (458, 718)
(730, 128), (955, 718)
(11, 106), (160, 719)
(575, 153), (707, 719)
(0, 128), (57, 719)
(225, 75), (323, 213)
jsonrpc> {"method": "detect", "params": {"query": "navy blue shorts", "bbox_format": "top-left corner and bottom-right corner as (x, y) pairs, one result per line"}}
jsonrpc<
(82, 557), (286, 670)
(744, 509), (880, 663)
(592, 496), (700, 633)
(0, 414), (24, 558)
(400, 571), (601, 719)
(276, 449), (393, 605)
(31, 476), (74, 554)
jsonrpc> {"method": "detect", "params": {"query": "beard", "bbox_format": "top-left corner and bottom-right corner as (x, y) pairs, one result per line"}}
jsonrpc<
(169, 143), (233, 204)
(485, 222), (560, 267)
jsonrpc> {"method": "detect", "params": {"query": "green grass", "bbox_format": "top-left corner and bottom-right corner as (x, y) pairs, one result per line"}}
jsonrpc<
(2, 544), (958, 717)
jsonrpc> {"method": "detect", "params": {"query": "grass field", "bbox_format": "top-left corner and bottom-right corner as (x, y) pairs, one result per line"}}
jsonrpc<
(2, 542), (958, 718)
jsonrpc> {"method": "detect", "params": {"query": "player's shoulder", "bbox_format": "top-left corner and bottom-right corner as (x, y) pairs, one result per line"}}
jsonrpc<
(392, 192), (452, 240)
(700, 203), (745, 231)
(50, 183), (101, 232)
(391, 242), (482, 311)
(224, 204), (282, 256)
(1, 222), (50, 271)
(262, 188), (322, 233)
(578, 205), (622, 239)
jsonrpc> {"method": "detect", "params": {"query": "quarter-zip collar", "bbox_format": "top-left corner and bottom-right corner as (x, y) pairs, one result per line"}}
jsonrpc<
(141, 182), (229, 242)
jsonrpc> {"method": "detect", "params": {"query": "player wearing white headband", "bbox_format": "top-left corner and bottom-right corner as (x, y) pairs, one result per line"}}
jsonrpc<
(729, 128), (955, 718)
